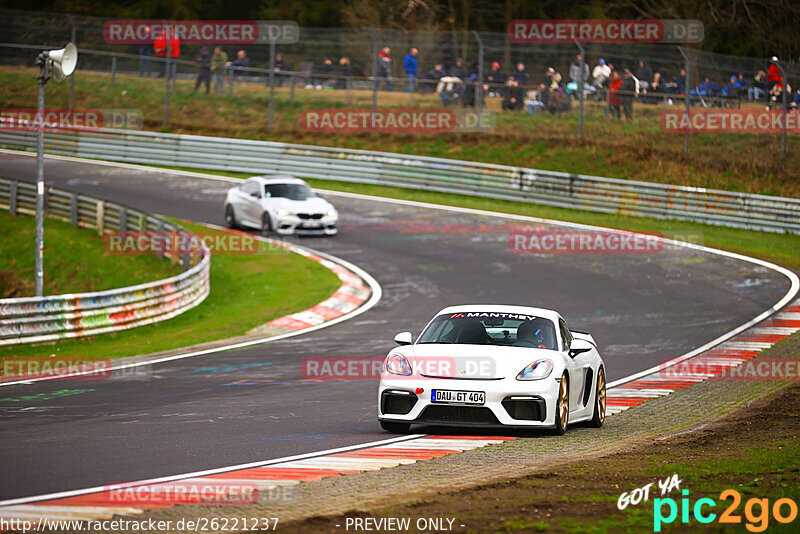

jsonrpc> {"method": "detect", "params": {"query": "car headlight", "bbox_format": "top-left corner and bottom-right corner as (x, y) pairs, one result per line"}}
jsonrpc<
(326, 210), (337, 218)
(276, 209), (292, 217)
(516, 359), (553, 381)
(386, 353), (412, 376)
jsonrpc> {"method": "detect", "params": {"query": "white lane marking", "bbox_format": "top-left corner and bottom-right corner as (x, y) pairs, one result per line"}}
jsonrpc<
(749, 327), (799, 335)
(607, 389), (674, 397)
(0, 434), (426, 507)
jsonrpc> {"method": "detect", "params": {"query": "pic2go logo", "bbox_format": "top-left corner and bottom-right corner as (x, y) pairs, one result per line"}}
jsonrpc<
(654, 489), (798, 532)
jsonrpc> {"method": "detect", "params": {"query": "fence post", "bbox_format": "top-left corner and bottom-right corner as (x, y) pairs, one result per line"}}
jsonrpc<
(9, 181), (17, 215)
(677, 46), (691, 159)
(290, 71), (296, 102)
(69, 15), (76, 110)
(70, 193), (78, 226)
(575, 40), (585, 143)
(227, 65), (233, 98)
(345, 73), (351, 105)
(111, 56), (117, 86)
(268, 39), (276, 132)
(163, 27), (171, 127)
(473, 30), (484, 135)
(777, 61), (788, 169)
(369, 28), (378, 126)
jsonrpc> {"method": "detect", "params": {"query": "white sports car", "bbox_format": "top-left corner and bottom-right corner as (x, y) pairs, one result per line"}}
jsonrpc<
(378, 305), (606, 434)
(224, 175), (338, 236)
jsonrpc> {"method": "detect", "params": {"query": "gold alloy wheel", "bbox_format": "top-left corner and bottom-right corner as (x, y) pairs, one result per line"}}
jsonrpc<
(597, 367), (606, 423)
(558, 376), (569, 432)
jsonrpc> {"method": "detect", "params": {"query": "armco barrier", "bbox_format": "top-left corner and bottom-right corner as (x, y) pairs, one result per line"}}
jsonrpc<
(1, 128), (799, 234)
(0, 177), (210, 346)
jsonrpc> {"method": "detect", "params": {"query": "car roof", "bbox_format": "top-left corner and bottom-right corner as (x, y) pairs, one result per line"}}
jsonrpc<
(435, 304), (562, 322)
(245, 175), (307, 186)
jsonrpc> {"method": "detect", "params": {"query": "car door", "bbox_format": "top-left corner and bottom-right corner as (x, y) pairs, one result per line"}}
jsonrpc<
(560, 318), (588, 410)
(238, 180), (262, 227)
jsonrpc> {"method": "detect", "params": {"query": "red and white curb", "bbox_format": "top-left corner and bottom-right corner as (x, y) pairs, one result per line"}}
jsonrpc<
(263, 240), (371, 332)
(0, 436), (514, 522)
(605, 300), (800, 415)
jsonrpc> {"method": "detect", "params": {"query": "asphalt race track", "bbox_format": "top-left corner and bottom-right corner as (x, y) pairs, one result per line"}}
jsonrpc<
(0, 151), (792, 501)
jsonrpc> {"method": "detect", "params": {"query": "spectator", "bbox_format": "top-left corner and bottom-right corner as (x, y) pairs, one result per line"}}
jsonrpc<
(635, 60), (653, 92)
(722, 75), (742, 98)
(524, 86), (546, 114)
(449, 58), (468, 81)
(273, 53), (289, 86)
(153, 29), (167, 77)
(620, 68), (636, 121)
(547, 87), (569, 114)
(193, 46), (211, 94)
(211, 46), (228, 94)
(336, 57), (352, 89)
(514, 62), (529, 86)
(569, 54), (589, 84)
(592, 58), (611, 88)
(462, 76), (486, 108)
(736, 73), (749, 93)
(439, 80), (464, 106)
(421, 64), (444, 93)
(501, 77), (524, 111)
(138, 25), (152, 77)
(167, 30), (180, 81)
(608, 70), (622, 119)
(767, 56), (783, 92)
(404, 47), (418, 92)
(375, 46), (393, 91)
(670, 68), (687, 94)
(644, 72), (665, 103)
(749, 70), (768, 101)
(544, 67), (556, 88)
(697, 76), (721, 97)
(227, 49), (250, 80)
(436, 74), (462, 95)
(315, 57), (334, 89)
(486, 61), (506, 96)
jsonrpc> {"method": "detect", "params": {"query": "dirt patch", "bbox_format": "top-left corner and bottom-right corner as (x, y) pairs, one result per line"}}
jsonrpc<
(279, 382), (800, 533)
(0, 268), (29, 298)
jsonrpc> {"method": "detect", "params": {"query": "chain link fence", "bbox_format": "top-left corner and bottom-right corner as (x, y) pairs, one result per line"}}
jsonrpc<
(1, 8), (798, 161)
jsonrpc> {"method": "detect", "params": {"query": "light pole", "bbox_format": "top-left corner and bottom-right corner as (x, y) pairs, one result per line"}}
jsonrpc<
(34, 43), (77, 296)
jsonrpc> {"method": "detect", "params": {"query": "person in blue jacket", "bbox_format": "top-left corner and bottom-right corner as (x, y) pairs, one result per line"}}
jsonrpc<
(404, 48), (419, 93)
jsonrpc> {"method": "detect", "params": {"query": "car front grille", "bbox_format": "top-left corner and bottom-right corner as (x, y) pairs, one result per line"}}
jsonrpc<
(297, 213), (324, 220)
(418, 405), (500, 425)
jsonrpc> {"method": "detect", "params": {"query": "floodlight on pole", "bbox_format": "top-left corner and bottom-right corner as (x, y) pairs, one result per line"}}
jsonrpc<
(34, 42), (78, 297)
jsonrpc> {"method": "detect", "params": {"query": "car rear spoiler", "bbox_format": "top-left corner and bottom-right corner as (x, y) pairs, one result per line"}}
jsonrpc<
(571, 330), (597, 346)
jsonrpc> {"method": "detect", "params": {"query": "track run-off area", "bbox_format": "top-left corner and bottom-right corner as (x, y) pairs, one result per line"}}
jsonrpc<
(0, 150), (797, 508)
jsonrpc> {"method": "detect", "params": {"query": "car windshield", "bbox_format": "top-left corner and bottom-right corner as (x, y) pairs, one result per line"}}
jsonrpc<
(265, 183), (315, 200)
(417, 313), (558, 350)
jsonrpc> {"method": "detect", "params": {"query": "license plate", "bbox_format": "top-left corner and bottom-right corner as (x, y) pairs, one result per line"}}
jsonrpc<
(301, 221), (322, 228)
(431, 389), (485, 405)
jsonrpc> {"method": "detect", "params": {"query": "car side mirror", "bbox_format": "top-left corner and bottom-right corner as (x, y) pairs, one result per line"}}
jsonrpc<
(250, 191), (261, 198)
(393, 332), (413, 346)
(568, 338), (593, 358)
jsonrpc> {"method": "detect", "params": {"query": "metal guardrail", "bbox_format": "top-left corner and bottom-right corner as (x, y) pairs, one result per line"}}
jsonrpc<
(0, 176), (210, 346)
(1, 128), (799, 234)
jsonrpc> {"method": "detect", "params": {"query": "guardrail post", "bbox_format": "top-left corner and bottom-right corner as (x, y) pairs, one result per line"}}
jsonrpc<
(9, 181), (17, 215)
(156, 220), (164, 257)
(119, 208), (127, 232)
(96, 201), (105, 235)
(70, 193), (78, 226)
(111, 56), (117, 86)
(182, 254), (190, 270)
(138, 213), (146, 231)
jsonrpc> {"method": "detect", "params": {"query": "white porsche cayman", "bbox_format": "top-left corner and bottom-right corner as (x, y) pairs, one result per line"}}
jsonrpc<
(224, 175), (338, 236)
(378, 305), (606, 434)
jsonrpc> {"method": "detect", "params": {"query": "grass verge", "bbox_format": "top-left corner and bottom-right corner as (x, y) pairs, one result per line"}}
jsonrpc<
(0, 220), (342, 363)
(0, 209), (179, 298)
(1, 66), (797, 196)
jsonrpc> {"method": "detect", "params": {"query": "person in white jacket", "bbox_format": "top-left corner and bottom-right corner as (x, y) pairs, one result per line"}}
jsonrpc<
(592, 58), (611, 89)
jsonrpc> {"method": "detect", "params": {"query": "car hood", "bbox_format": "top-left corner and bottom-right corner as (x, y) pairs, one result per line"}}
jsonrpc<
(264, 197), (333, 213)
(403, 343), (560, 380)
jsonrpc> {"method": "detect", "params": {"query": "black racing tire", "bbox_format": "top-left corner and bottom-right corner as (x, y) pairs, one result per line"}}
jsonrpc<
(553, 373), (569, 435)
(224, 204), (237, 229)
(380, 421), (411, 433)
(261, 212), (273, 235)
(590, 366), (606, 428)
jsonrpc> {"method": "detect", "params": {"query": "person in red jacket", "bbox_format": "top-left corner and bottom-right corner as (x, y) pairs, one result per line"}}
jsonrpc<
(608, 70), (623, 120)
(153, 29), (167, 77)
(767, 56), (783, 91)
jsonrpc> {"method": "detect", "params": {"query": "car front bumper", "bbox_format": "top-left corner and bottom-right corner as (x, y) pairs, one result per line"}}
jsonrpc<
(273, 214), (338, 236)
(377, 376), (561, 428)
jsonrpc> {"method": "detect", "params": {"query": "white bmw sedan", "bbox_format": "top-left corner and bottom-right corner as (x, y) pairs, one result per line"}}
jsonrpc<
(224, 175), (338, 236)
(378, 305), (606, 434)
